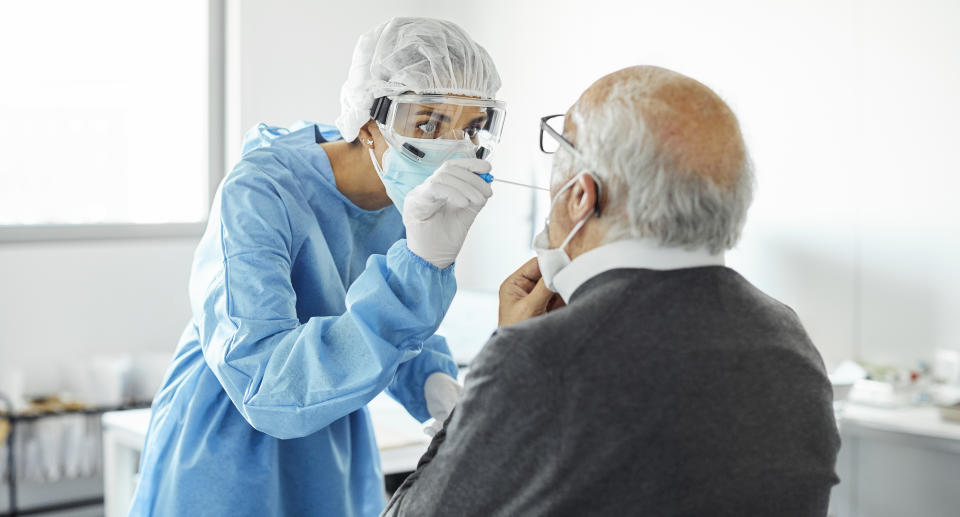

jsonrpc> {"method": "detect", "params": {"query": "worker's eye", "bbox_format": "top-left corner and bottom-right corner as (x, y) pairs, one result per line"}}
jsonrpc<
(416, 119), (440, 137)
(463, 125), (482, 139)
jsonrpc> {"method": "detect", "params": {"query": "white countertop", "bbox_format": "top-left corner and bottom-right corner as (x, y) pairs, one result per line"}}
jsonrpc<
(102, 407), (152, 436)
(838, 403), (960, 442)
(104, 402), (960, 467)
(102, 392), (430, 475)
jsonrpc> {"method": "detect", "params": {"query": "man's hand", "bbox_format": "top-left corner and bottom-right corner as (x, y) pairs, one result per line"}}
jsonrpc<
(498, 258), (566, 327)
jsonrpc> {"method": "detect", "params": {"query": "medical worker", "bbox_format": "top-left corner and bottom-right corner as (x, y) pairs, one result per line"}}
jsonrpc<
(129, 18), (504, 516)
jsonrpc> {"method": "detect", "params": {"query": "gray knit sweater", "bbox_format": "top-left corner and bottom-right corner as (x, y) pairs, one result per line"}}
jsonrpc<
(384, 267), (840, 516)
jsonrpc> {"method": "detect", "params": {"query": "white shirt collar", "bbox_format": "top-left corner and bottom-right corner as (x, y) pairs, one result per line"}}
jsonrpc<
(553, 238), (726, 303)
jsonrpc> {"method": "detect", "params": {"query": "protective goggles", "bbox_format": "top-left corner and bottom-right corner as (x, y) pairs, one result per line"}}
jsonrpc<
(370, 94), (507, 166)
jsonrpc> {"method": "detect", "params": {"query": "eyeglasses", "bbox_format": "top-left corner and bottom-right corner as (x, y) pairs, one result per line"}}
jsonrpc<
(539, 114), (580, 156)
(538, 113), (603, 216)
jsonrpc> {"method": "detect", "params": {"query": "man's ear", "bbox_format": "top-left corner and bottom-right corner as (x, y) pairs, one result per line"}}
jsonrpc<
(566, 174), (598, 221)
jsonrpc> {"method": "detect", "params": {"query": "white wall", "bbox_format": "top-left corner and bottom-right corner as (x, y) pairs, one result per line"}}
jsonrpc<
(0, 238), (196, 394)
(2, 0), (957, 397)
(227, 0), (539, 292)
(232, 0), (960, 371)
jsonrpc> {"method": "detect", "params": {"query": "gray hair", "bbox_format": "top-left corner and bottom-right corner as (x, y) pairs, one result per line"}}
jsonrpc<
(556, 80), (754, 254)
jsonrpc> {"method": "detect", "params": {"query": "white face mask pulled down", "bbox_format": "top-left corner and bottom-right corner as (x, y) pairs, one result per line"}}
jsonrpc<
(532, 172), (595, 292)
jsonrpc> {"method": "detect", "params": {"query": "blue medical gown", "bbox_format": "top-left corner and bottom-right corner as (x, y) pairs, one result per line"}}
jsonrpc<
(128, 122), (459, 516)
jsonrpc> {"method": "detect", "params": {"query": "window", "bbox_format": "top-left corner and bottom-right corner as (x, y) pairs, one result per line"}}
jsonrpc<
(0, 0), (223, 237)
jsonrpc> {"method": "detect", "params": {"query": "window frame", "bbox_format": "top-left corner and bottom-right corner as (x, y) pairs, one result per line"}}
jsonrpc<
(0, 0), (227, 243)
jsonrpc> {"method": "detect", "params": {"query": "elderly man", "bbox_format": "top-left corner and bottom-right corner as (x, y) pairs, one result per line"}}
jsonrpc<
(383, 65), (839, 516)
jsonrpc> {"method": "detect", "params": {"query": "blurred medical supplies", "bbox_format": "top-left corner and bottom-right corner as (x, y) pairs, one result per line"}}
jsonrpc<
(62, 357), (133, 407)
(849, 379), (913, 408)
(1, 396), (108, 484)
(934, 383), (960, 423)
(829, 360), (866, 402)
(60, 354), (168, 407)
(839, 360), (932, 408)
(934, 348), (960, 385)
(940, 403), (960, 423)
(0, 353), (165, 515)
(0, 368), (26, 413)
(836, 355), (960, 419)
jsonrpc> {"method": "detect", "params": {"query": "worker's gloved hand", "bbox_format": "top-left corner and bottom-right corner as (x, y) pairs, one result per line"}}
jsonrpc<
(403, 158), (494, 269)
(423, 372), (462, 437)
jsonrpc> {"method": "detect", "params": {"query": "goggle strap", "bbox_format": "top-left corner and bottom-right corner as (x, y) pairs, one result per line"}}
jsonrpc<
(369, 96), (392, 125)
(483, 109), (494, 131)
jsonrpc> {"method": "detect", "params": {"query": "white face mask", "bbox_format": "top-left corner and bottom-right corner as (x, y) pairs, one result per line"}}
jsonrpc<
(532, 172), (594, 292)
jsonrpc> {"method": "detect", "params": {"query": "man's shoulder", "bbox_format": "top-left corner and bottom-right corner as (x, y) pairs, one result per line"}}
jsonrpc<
(476, 307), (587, 371)
(476, 266), (820, 371)
(578, 266), (805, 327)
(496, 308), (576, 340)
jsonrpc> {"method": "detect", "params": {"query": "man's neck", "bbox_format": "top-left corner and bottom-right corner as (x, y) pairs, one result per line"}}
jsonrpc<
(553, 238), (726, 303)
(566, 221), (609, 261)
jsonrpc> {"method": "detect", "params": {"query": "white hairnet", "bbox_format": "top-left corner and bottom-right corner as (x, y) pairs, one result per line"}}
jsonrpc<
(335, 17), (502, 142)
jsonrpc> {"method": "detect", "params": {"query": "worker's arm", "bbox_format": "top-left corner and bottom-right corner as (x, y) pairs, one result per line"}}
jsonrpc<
(195, 167), (456, 440)
(387, 334), (458, 422)
(383, 326), (559, 516)
(384, 160), (497, 424)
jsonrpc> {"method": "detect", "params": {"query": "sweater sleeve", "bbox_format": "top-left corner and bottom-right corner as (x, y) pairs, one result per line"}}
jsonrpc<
(384, 326), (559, 516)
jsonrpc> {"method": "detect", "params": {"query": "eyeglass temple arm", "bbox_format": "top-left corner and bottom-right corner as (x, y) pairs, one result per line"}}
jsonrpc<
(540, 115), (580, 157)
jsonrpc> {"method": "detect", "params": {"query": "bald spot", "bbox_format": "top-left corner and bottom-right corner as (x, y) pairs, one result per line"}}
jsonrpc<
(570, 66), (746, 188)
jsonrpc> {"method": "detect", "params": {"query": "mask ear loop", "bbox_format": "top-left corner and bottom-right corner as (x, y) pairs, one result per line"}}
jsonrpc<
(368, 147), (384, 177)
(558, 211), (592, 251)
(550, 171), (602, 217)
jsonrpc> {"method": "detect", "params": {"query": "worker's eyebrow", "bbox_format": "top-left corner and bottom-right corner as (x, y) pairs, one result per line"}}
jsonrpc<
(415, 109), (451, 123)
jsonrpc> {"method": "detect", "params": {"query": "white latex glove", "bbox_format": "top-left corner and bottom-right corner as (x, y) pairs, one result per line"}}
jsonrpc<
(423, 372), (462, 437)
(404, 158), (494, 269)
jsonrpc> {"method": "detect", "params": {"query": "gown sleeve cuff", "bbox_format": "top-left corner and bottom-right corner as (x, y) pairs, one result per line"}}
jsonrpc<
(394, 239), (456, 273)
